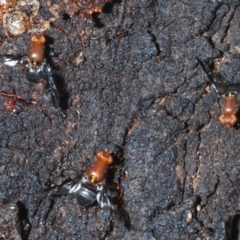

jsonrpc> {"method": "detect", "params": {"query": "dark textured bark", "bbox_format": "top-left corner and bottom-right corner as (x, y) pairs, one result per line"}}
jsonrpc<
(0, 0), (240, 239)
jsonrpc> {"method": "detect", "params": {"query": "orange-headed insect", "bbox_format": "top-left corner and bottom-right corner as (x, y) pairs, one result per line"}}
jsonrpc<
(44, 151), (115, 208)
(197, 57), (240, 128)
(0, 34), (65, 117)
(41, 150), (131, 228)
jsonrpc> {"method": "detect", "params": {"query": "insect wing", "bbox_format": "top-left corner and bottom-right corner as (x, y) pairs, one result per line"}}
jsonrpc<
(52, 182), (77, 195)
(96, 188), (114, 210)
(57, 178), (83, 195)
(0, 55), (23, 66)
(41, 178), (82, 196)
(46, 74), (60, 108)
(210, 72), (229, 95)
(44, 65), (66, 117)
(196, 57), (215, 82)
(196, 57), (229, 96)
(200, 65), (240, 96)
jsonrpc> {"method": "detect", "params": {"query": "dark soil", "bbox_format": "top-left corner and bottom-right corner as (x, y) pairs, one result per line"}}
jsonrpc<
(0, 0), (240, 239)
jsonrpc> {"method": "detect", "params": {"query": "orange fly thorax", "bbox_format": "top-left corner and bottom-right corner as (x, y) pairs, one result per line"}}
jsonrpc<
(219, 92), (239, 128)
(28, 34), (46, 66)
(87, 151), (113, 183)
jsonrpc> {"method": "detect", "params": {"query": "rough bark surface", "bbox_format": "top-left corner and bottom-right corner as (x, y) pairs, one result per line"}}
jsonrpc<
(0, 0), (240, 239)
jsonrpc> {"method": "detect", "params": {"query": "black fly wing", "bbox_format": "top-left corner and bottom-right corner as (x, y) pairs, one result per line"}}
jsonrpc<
(209, 72), (228, 95)
(44, 64), (66, 117)
(96, 187), (114, 210)
(196, 57), (229, 95)
(196, 57), (215, 81)
(0, 55), (23, 67)
(40, 178), (82, 197)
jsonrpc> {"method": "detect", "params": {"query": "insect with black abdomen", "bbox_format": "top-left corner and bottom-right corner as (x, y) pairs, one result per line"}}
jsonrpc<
(197, 57), (240, 128)
(0, 34), (66, 117)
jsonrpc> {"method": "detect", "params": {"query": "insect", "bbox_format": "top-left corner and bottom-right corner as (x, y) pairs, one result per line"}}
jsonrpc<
(0, 34), (66, 117)
(41, 150), (131, 229)
(197, 57), (240, 128)
(44, 151), (116, 209)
